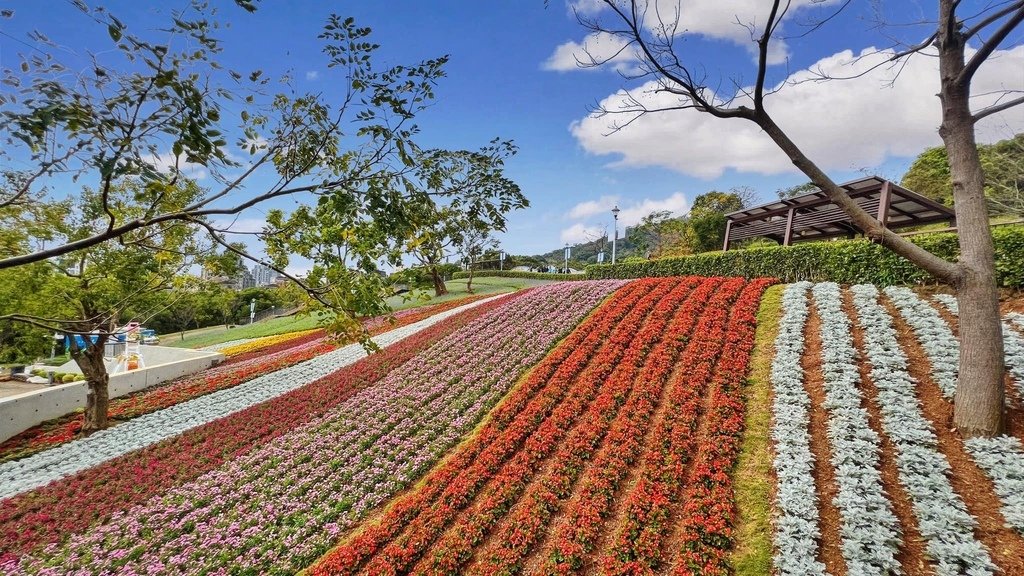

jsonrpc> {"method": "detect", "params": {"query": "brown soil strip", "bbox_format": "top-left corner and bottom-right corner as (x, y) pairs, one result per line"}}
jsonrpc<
(582, 357), (690, 575)
(882, 296), (1024, 575)
(801, 303), (848, 575)
(844, 292), (934, 575)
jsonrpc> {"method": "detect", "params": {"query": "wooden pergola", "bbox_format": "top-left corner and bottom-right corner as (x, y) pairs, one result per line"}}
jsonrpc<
(722, 176), (956, 250)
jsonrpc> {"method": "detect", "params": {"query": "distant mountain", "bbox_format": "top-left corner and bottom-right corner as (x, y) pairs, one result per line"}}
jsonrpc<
(529, 234), (639, 266)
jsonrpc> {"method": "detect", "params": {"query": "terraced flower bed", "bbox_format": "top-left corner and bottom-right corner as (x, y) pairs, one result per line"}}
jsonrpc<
(307, 276), (775, 576)
(0, 295), (491, 464)
(1, 281), (623, 574)
(4, 276), (1023, 576)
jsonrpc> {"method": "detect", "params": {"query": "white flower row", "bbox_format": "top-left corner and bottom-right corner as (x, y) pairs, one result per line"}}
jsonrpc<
(0, 295), (504, 501)
(811, 283), (901, 574)
(884, 286), (959, 398)
(932, 293), (1024, 397)
(964, 435), (1024, 535)
(852, 285), (996, 575)
(770, 282), (827, 576)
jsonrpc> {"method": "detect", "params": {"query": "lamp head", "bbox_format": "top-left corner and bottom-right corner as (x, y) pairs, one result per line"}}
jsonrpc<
(612, 205), (620, 218)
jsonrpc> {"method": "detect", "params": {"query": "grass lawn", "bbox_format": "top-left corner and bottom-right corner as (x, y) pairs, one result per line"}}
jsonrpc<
(166, 276), (557, 350)
(730, 283), (781, 576)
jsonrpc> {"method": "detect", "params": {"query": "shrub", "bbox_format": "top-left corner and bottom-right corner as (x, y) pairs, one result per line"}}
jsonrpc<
(451, 270), (587, 281)
(62, 374), (76, 383)
(586, 225), (1024, 287)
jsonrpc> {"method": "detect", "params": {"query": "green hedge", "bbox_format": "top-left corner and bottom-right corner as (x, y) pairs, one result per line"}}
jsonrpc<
(452, 270), (588, 281)
(585, 225), (1024, 287)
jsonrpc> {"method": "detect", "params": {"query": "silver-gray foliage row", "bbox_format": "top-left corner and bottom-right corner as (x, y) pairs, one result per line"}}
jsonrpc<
(811, 283), (902, 575)
(1007, 312), (1024, 334)
(933, 293), (1024, 398)
(0, 295), (504, 501)
(770, 282), (827, 576)
(852, 285), (996, 576)
(963, 435), (1024, 535)
(884, 286), (959, 398)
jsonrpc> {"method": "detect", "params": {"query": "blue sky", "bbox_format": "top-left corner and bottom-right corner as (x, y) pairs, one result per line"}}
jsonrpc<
(3, 1), (1022, 270)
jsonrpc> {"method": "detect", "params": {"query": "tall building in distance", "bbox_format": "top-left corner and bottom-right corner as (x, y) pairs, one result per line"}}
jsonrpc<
(251, 263), (276, 287)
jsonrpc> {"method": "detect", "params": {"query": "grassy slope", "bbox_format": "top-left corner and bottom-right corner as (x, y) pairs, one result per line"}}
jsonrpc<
(167, 277), (555, 350)
(730, 284), (782, 576)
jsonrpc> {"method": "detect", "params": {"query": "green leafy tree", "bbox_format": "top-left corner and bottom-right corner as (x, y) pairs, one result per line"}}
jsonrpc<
(402, 142), (527, 297)
(1, 2), (458, 343)
(902, 133), (1024, 215)
(0, 181), (205, 433)
(685, 190), (748, 253)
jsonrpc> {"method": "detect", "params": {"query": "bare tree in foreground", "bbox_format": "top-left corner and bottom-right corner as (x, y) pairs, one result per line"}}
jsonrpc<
(575, 0), (1024, 437)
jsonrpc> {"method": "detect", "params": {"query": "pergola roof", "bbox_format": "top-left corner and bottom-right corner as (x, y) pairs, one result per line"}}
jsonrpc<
(723, 176), (956, 248)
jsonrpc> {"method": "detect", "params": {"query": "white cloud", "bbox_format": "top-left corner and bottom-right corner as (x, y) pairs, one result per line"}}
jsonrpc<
(543, 32), (636, 72)
(561, 191), (689, 243)
(567, 194), (620, 219)
(551, 0), (833, 69)
(145, 152), (208, 181)
(305, 70), (319, 81)
(570, 45), (1024, 179)
(561, 222), (606, 244)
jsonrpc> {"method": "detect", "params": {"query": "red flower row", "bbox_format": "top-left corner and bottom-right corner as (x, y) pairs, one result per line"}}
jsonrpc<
(463, 277), (720, 576)
(0, 292), (519, 563)
(306, 278), (658, 576)
(599, 277), (748, 575)
(410, 278), (700, 575)
(669, 279), (773, 576)
(540, 278), (747, 576)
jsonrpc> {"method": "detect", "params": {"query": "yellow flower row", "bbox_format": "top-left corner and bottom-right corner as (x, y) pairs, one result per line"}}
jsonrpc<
(219, 329), (322, 357)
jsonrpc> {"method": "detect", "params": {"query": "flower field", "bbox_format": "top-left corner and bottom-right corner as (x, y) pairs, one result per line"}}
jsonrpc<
(0, 295), (490, 463)
(307, 275), (775, 576)
(4, 276), (1023, 576)
(1, 281), (624, 574)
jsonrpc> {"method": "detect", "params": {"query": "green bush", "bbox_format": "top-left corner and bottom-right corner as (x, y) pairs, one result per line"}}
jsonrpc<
(61, 374), (76, 383)
(452, 270), (588, 281)
(585, 225), (1024, 287)
(52, 372), (66, 381)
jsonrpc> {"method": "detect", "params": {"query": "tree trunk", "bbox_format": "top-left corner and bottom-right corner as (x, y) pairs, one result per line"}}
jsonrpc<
(429, 264), (448, 297)
(936, 10), (1006, 436)
(467, 267), (474, 294)
(72, 339), (111, 435)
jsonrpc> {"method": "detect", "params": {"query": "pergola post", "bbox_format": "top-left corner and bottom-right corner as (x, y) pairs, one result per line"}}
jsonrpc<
(877, 180), (892, 227)
(782, 207), (795, 246)
(722, 220), (732, 251)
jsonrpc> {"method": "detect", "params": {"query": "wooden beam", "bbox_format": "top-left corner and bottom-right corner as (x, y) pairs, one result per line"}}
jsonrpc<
(877, 180), (892, 227)
(783, 208), (795, 246)
(722, 219), (732, 251)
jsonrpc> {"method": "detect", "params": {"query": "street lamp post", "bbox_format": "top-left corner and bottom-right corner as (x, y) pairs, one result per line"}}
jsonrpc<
(611, 205), (620, 264)
(564, 243), (569, 274)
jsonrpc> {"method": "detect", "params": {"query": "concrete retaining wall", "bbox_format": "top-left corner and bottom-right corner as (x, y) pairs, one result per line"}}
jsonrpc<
(0, 347), (223, 443)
